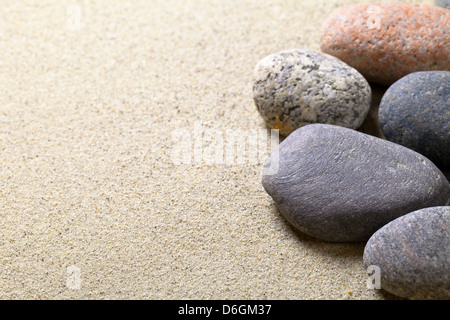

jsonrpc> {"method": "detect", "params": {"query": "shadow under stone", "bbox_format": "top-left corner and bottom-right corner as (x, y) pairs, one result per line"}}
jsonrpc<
(357, 83), (388, 139)
(269, 202), (366, 258)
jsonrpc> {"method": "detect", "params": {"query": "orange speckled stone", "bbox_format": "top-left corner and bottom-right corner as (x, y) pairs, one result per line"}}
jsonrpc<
(320, 3), (450, 86)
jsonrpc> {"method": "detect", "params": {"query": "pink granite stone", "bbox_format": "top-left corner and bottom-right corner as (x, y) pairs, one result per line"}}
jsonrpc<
(320, 3), (450, 86)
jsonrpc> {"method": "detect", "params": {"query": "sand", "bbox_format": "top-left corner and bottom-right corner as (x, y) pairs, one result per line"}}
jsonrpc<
(0, 0), (443, 300)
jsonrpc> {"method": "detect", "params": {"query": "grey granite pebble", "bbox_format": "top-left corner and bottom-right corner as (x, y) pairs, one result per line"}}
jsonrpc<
(435, 0), (450, 10)
(262, 124), (450, 242)
(363, 206), (450, 300)
(253, 49), (371, 136)
(379, 71), (450, 168)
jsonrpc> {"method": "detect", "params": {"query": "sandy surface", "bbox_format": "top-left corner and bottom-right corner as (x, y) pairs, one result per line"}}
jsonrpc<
(0, 0), (442, 300)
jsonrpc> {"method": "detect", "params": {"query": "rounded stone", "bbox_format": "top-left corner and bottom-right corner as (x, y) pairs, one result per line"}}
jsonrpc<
(262, 124), (450, 242)
(320, 3), (450, 86)
(252, 49), (371, 136)
(379, 71), (450, 168)
(363, 206), (450, 300)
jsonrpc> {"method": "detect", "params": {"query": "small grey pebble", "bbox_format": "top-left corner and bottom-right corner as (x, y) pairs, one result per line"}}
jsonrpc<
(253, 49), (371, 136)
(363, 206), (450, 300)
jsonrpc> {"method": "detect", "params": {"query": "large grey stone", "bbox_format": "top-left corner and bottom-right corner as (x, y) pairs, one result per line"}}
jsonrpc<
(253, 49), (371, 136)
(262, 124), (450, 242)
(363, 206), (450, 300)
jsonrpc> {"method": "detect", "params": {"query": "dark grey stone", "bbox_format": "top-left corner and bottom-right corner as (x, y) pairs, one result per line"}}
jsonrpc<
(435, 0), (450, 10)
(379, 71), (450, 168)
(253, 49), (371, 136)
(363, 206), (450, 300)
(262, 124), (450, 242)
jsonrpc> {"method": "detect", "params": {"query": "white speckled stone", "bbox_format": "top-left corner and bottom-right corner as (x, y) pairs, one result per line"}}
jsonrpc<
(253, 49), (371, 136)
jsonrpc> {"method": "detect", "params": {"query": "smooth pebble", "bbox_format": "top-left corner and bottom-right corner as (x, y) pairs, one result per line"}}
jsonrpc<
(320, 3), (450, 86)
(253, 49), (371, 136)
(363, 206), (450, 300)
(379, 71), (450, 168)
(262, 124), (450, 242)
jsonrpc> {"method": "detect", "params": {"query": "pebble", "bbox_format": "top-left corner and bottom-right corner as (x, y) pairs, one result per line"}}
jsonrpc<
(320, 3), (450, 86)
(261, 124), (450, 242)
(435, 0), (450, 10)
(379, 71), (450, 168)
(363, 206), (450, 300)
(252, 49), (371, 136)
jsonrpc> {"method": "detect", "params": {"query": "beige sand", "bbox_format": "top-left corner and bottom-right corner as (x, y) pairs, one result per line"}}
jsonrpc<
(0, 0), (441, 300)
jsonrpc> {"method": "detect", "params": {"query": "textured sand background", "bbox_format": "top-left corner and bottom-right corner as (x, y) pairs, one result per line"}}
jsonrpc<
(0, 0), (444, 300)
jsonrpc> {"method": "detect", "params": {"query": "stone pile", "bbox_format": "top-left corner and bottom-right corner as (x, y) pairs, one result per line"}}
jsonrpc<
(254, 3), (450, 299)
